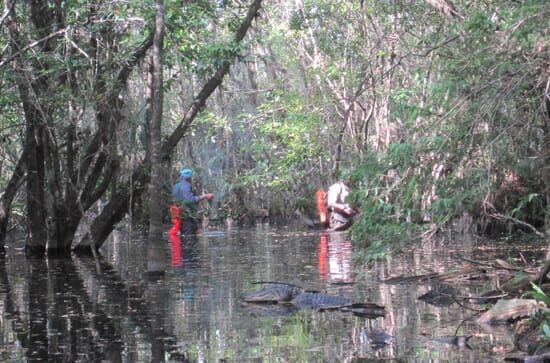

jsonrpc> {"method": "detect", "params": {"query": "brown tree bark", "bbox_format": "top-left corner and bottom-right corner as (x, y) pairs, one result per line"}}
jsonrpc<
(0, 149), (26, 253)
(147, 0), (166, 273)
(19, 69), (48, 255)
(6, 1), (53, 255)
(544, 96), (550, 239)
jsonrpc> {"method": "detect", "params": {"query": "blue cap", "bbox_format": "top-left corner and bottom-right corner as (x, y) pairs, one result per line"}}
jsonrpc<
(180, 168), (193, 178)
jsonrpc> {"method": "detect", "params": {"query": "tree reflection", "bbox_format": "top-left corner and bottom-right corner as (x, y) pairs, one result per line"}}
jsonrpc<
(27, 258), (48, 361)
(0, 256), (124, 361)
(0, 255), (29, 358)
(75, 256), (191, 362)
(0, 254), (190, 362)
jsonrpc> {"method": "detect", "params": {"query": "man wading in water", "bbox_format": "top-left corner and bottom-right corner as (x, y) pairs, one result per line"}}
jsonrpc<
(171, 168), (214, 236)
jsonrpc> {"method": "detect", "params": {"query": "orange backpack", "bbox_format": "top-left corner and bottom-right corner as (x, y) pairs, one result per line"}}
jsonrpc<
(315, 189), (328, 226)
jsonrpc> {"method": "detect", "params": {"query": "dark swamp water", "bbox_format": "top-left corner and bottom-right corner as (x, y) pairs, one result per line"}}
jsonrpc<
(0, 225), (546, 362)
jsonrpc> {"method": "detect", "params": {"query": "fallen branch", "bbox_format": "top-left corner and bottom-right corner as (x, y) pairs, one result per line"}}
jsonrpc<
(488, 213), (545, 237)
(452, 293), (509, 301)
(452, 297), (487, 312)
(383, 268), (478, 284)
(453, 255), (526, 273)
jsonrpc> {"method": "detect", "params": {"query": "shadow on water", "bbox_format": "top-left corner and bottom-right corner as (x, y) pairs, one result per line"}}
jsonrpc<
(1, 226), (546, 362)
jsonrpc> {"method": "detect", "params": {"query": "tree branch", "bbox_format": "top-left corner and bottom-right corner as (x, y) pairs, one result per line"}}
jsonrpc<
(0, 0), (16, 30)
(78, 0), (264, 250)
(1, 28), (67, 68)
(489, 213), (545, 237)
(162, 0), (262, 155)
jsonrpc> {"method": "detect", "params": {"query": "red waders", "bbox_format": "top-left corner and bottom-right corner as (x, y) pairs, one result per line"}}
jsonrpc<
(169, 205), (182, 236)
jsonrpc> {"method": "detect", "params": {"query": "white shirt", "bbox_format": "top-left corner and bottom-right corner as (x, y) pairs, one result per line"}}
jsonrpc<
(327, 181), (349, 207)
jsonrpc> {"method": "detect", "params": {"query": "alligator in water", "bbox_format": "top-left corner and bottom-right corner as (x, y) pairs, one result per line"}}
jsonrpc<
(243, 282), (385, 318)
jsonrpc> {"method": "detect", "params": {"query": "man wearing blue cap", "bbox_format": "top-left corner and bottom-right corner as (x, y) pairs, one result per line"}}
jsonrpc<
(171, 168), (214, 236)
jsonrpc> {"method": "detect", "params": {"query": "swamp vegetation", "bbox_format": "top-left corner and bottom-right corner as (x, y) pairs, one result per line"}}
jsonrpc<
(1, 0), (550, 361)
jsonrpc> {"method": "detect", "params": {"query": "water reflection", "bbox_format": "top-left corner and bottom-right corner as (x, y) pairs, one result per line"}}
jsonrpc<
(1, 256), (125, 362)
(169, 232), (201, 304)
(169, 230), (201, 272)
(1, 227), (543, 362)
(169, 230), (182, 267)
(0, 253), (192, 362)
(28, 258), (48, 361)
(317, 232), (354, 284)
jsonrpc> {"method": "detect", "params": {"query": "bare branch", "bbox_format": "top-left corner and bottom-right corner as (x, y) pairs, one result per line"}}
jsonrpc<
(0, 0), (16, 29)
(425, 0), (464, 21)
(0, 28), (67, 68)
(489, 213), (545, 237)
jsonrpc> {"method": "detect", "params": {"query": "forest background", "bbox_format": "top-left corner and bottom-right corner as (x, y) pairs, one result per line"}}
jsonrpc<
(0, 0), (548, 259)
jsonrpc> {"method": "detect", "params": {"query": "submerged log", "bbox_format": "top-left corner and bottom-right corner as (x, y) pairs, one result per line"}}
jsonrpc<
(505, 352), (550, 363)
(477, 299), (541, 324)
(427, 335), (473, 349)
(339, 303), (386, 318)
(383, 268), (480, 284)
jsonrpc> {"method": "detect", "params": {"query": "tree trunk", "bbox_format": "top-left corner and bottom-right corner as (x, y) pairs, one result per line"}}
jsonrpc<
(147, 0), (166, 273)
(543, 97), (550, 238)
(23, 91), (48, 255)
(0, 149), (26, 252)
(7, 3), (49, 255)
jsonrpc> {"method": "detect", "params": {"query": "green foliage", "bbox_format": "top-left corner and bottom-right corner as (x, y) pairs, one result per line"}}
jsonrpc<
(524, 283), (550, 340)
(348, 0), (549, 260)
(239, 90), (329, 194)
(525, 283), (550, 307)
(165, 0), (248, 74)
(387, 142), (415, 169)
(346, 152), (419, 261)
(465, 11), (497, 34)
